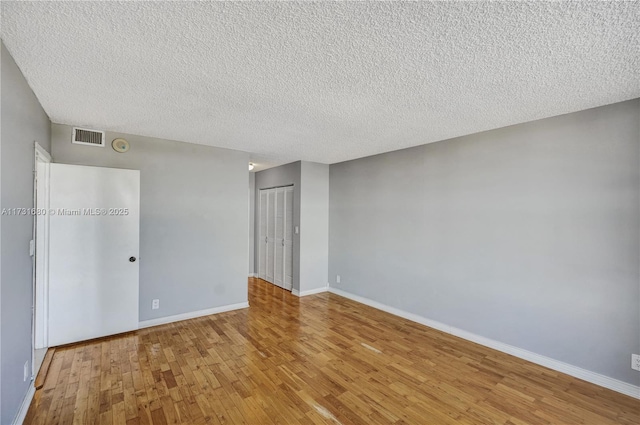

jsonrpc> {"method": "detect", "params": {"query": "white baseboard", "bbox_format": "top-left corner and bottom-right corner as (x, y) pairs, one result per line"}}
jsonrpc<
(248, 273), (257, 278)
(292, 285), (328, 297)
(138, 302), (249, 329)
(328, 287), (640, 399)
(12, 383), (35, 425)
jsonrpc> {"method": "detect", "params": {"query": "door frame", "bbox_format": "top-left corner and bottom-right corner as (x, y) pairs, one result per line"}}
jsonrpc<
(32, 142), (51, 376)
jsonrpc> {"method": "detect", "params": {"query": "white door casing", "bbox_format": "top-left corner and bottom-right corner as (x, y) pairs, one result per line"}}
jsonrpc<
(48, 164), (140, 346)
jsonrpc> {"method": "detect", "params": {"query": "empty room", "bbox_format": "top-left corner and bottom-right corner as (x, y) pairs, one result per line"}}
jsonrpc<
(1, 1), (639, 424)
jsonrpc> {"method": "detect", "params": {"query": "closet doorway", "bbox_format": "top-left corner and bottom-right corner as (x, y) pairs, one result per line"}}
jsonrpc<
(258, 185), (294, 290)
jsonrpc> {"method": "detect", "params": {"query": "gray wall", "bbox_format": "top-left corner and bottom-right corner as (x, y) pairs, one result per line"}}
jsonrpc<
(329, 99), (640, 385)
(253, 161), (301, 291)
(299, 162), (329, 292)
(1, 42), (52, 424)
(51, 124), (249, 322)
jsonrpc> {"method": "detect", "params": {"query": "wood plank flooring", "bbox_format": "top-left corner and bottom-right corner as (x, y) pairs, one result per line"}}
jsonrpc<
(25, 278), (639, 424)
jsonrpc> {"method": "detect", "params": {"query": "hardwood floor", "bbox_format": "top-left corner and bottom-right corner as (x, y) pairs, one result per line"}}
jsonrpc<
(25, 278), (638, 424)
(34, 348), (56, 390)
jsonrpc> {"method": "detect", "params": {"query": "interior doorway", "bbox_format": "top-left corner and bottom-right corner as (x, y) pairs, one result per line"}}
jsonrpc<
(32, 142), (51, 376)
(258, 185), (294, 290)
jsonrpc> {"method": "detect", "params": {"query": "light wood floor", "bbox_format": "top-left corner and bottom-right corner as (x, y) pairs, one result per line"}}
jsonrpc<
(26, 278), (638, 424)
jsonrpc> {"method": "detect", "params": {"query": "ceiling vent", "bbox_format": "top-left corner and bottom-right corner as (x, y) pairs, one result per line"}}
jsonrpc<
(72, 127), (105, 147)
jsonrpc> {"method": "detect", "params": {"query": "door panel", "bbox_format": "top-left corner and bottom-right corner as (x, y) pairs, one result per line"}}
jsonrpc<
(274, 188), (285, 287)
(284, 187), (294, 290)
(266, 189), (276, 283)
(48, 164), (140, 346)
(258, 190), (268, 279)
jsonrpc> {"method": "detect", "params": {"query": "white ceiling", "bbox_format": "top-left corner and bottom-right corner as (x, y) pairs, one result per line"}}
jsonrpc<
(2, 1), (639, 166)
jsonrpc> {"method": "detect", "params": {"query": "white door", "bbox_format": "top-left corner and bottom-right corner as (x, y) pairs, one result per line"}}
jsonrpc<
(48, 164), (140, 346)
(283, 187), (294, 290)
(258, 190), (268, 280)
(274, 188), (285, 288)
(266, 189), (276, 283)
(257, 186), (294, 290)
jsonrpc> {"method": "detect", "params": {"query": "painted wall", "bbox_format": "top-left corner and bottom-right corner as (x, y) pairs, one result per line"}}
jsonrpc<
(1, 42), (52, 425)
(51, 124), (249, 322)
(329, 99), (640, 385)
(253, 161), (301, 291)
(299, 162), (329, 293)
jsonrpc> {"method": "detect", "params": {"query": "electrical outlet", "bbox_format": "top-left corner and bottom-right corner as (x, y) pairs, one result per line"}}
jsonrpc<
(23, 361), (29, 381)
(152, 299), (160, 310)
(336, 275), (341, 283)
(632, 354), (640, 371)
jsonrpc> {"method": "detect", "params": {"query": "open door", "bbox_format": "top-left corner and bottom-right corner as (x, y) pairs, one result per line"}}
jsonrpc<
(48, 164), (140, 346)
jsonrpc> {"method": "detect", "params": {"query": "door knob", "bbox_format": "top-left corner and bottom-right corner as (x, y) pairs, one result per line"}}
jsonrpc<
(129, 256), (136, 262)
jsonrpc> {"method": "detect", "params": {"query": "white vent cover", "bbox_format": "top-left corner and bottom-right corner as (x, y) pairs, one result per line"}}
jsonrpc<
(72, 127), (105, 147)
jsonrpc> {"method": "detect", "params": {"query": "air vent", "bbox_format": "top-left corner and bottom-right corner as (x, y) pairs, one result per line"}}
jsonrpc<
(72, 127), (105, 147)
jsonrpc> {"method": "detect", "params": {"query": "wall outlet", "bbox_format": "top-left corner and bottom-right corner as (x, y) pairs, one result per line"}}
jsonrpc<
(632, 354), (640, 371)
(336, 275), (341, 283)
(152, 299), (160, 310)
(23, 361), (29, 381)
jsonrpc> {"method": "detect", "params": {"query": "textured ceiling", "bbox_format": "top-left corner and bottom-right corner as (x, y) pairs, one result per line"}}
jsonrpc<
(2, 1), (639, 165)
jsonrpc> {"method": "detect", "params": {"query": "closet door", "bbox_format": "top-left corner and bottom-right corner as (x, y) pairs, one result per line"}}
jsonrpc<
(257, 186), (293, 290)
(274, 188), (285, 288)
(283, 187), (294, 290)
(266, 189), (276, 283)
(258, 190), (268, 280)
